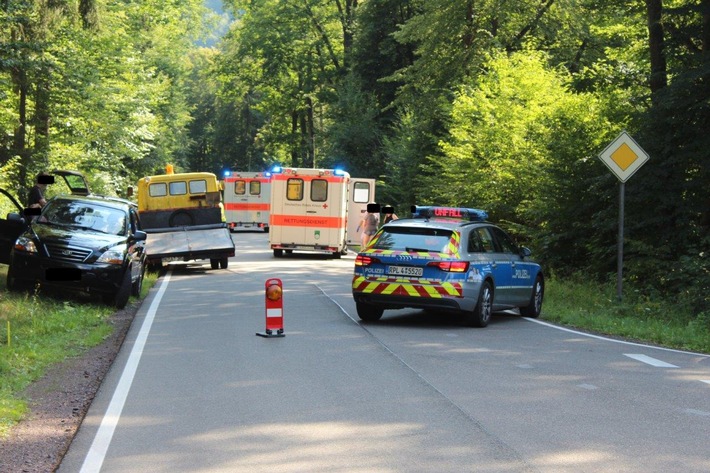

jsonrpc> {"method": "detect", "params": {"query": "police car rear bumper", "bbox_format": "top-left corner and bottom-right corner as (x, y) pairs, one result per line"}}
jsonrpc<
(352, 292), (477, 313)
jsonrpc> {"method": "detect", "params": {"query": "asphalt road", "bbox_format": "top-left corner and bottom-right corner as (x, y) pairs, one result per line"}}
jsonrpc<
(60, 232), (710, 473)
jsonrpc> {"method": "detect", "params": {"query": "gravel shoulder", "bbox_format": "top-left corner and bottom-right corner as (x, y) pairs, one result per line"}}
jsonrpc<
(0, 301), (138, 473)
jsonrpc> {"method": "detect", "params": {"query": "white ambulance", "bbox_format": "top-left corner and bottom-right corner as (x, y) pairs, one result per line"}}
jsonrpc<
(269, 167), (375, 258)
(223, 171), (271, 232)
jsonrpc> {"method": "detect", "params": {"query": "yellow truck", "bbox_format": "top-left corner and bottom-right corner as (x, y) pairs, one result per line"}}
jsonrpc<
(136, 168), (235, 269)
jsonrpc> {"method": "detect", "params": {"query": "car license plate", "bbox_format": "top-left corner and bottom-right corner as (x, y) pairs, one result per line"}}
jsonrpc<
(387, 265), (423, 277)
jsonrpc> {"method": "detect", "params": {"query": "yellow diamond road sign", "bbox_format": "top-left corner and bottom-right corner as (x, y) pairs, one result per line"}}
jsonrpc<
(599, 131), (649, 182)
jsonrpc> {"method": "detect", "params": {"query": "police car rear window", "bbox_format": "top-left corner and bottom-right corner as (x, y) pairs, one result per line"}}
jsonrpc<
(372, 227), (453, 253)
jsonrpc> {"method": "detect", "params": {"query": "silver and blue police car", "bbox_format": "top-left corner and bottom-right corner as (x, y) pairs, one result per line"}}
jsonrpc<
(352, 206), (544, 327)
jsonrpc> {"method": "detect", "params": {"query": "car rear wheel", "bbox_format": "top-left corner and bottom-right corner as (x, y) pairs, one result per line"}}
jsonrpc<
(219, 256), (229, 269)
(356, 302), (384, 322)
(463, 281), (492, 327)
(210, 258), (219, 269)
(520, 275), (544, 318)
(273, 249), (283, 257)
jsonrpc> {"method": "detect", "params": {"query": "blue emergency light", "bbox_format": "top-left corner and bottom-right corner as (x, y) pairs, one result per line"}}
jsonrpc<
(271, 165), (283, 174)
(411, 205), (488, 222)
(334, 168), (346, 176)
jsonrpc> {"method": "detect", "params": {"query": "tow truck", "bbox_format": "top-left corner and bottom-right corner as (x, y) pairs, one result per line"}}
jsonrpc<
(135, 169), (235, 269)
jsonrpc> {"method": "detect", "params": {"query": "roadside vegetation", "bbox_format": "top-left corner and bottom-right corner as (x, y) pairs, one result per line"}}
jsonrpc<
(543, 277), (710, 355)
(0, 265), (158, 437)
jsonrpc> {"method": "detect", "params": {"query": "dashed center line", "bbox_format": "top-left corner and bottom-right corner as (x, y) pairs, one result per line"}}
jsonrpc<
(624, 353), (678, 368)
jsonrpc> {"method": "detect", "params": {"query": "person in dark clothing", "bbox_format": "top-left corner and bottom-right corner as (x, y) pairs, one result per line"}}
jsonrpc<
(382, 206), (398, 225)
(28, 172), (50, 208)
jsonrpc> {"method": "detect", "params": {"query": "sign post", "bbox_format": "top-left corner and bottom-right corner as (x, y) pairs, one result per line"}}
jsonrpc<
(598, 131), (650, 301)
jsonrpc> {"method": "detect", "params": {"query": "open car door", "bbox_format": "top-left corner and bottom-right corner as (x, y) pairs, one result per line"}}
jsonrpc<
(0, 188), (28, 265)
(52, 169), (91, 195)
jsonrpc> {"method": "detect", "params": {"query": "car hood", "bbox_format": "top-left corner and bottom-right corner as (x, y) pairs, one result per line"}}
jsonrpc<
(27, 223), (126, 250)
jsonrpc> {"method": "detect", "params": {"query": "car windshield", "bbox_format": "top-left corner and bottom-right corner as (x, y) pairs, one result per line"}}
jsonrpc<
(371, 226), (454, 253)
(38, 200), (127, 235)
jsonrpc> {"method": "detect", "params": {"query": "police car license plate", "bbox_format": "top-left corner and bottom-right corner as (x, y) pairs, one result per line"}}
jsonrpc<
(388, 265), (423, 277)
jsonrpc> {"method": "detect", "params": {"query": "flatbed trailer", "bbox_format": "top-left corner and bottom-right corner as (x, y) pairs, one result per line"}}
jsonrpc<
(145, 223), (235, 269)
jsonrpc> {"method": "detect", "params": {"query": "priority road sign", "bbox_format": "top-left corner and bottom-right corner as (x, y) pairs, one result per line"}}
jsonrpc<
(599, 131), (649, 183)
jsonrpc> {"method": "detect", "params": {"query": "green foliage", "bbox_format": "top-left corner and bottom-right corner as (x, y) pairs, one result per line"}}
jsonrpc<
(0, 265), (160, 437)
(543, 275), (710, 354)
(0, 0), (215, 196)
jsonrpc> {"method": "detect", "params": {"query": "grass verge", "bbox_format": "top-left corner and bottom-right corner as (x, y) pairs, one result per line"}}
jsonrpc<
(542, 276), (710, 354)
(0, 265), (158, 437)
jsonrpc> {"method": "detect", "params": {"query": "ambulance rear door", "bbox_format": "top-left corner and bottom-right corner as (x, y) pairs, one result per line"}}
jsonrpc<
(347, 178), (376, 246)
(269, 168), (349, 256)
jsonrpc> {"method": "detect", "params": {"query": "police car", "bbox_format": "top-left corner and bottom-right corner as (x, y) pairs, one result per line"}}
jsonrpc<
(352, 206), (544, 327)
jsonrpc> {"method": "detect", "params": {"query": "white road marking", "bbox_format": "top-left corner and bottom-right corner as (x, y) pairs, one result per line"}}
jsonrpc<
(79, 271), (172, 473)
(525, 318), (710, 358)
(684, 409), (710, 417)
(701, 380), (710, 386)
(624, 353), (678, 368)
(577, 384), (599, 390)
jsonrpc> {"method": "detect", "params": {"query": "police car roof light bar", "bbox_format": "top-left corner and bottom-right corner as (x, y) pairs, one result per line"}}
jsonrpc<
(411, 205), (488, 222)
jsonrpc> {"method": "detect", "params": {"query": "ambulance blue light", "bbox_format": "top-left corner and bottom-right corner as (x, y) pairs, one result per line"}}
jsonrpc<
(411, 205), (488, 222)
(334, 168), (346, 176)
(223, 170), (231, 177)
(271, 165), (283, 174)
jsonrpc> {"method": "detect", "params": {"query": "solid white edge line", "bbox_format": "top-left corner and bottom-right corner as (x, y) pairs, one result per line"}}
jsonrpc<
(79, 270), (172, 473)
(523, 317), (710, 358)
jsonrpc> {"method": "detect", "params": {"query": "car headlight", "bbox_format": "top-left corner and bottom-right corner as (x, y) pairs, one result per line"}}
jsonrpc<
(14, 236), (38, 253)
(97, 245), (127, 265)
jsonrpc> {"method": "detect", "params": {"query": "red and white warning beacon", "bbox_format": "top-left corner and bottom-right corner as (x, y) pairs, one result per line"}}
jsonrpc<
(257, 278), (285, 338)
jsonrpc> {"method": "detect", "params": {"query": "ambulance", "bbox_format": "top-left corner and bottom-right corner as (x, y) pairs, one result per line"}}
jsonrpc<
(268, 167), (375, 258)
(223, 171), (271, 232)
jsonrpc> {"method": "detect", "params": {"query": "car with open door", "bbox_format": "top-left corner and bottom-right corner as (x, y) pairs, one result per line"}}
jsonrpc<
(1, 171), (147, 309)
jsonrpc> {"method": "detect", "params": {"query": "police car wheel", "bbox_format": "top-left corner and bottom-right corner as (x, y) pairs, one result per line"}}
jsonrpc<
(520, 276), (544, 318)
(464, 281), (492, 328)
(210, 258), (219, 269)
(356, 302), (384, 322)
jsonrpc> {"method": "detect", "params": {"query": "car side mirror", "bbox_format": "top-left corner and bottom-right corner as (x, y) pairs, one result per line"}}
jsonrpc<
(519, 246), (532, 258)
(132, 230), (148, 242)
(7, 212), (26, 224)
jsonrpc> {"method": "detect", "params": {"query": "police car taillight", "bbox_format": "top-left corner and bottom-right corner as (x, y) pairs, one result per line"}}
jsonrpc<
(355, 254), (381, 266)
(427, 261), (469, 272)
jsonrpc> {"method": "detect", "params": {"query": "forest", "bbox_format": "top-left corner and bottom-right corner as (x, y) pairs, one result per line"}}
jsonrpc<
(0, 0), (708, 317)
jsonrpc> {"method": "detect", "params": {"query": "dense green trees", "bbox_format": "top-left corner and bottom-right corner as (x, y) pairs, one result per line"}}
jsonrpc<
(1, 0), (708, 312)
(1, 0), (213, 199)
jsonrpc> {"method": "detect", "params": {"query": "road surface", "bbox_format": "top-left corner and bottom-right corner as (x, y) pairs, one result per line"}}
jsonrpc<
(60, 232), (710, 473)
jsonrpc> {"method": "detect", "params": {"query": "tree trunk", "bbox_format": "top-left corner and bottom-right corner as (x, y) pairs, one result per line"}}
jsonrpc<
(702, 0), (709, 62)
(646, 0), (667, 94)
(291, 110), (299, 167)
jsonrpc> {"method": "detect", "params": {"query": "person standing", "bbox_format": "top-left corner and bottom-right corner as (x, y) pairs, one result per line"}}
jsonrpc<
(358, 207), (379, 249)
(28, 172), (51, 208)
(382, 206), (398, 225)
